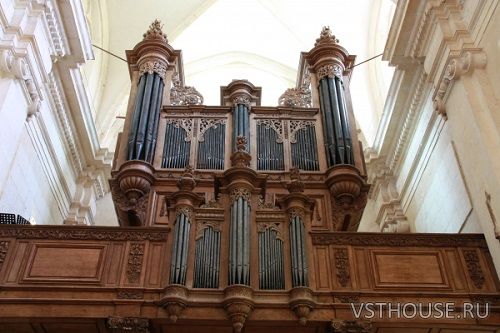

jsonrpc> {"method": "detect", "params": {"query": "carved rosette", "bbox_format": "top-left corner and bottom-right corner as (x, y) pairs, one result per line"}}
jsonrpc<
(107, 317), (150, 333)
(289, 287), (315, 325)
(170, 72), (204, 106)
(223, 285), (254, 333)
(160, 285), (189, 323)
(331, 319), (372, 333)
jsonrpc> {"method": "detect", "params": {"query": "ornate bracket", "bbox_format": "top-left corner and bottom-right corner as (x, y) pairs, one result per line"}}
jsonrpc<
(229, 188), (251, 204)
(159, 285), (189, 323)
(257, 119), (285, 143)
(165, 118), (194, 141)
(317, 64), (343, 80)
(289, 120), (315, 144)
(139, 60), (167, 80)
(223, 285), (254, 333)
(198, 118), (226, 142)
(233, 95), (251, 108)
(170, 72), (204, 106)
(289, 287), (314, 325)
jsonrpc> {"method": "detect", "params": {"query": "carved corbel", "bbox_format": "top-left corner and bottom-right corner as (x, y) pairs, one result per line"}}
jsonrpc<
(223, 285), (254, 333)
(433, 50), (487, 118)
(230, 135), (251, 167)
(289, 287), (315, 325)
(0, 50), (41, 117)
(159, 285), (189, 323)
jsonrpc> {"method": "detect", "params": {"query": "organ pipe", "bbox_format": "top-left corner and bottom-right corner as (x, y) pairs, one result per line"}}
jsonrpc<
(258, 228), (285, 289)
(194, 226), (221, 288)
(233, 104), (250, 151)
(229, 197), (250, 285)
(127, 72), (164, 162)
(290, 125), (319, 171)
(162, 123), (191, 168)
(197, 124), (226, 170)
(289, 216), (308, 287)
(170, 212), (191, 285)
(318, 76), (354, 166)
(257, 124), (284, 170)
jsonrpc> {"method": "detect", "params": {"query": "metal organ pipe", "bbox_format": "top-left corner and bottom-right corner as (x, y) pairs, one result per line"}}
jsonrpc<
(229, 196), (250, 285)
(194, 227), (221, 288)
(233, 104), (250, 151)
(319, 76), (354, 166)
(289, 216), (308, 287)
(170, 212), (191, 285)
(127, 73), (165, 162)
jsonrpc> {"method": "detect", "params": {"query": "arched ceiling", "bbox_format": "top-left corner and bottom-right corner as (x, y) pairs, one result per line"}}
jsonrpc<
(82, 0), (395, 151)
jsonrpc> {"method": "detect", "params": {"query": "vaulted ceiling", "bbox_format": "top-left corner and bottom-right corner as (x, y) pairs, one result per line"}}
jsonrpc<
(82, 0), (396, 151)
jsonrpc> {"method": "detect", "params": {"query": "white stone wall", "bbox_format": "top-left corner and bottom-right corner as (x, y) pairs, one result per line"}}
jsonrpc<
(0, 0), (114, 225)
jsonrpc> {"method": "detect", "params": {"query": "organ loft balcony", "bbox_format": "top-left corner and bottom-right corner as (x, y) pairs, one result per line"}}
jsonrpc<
(0, 20), (498, 333)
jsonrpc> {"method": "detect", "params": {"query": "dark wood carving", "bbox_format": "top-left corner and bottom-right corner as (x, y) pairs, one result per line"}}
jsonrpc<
(107, 316), (149, 333)
(126, 243), (145, 283)
(334, 248), (350, 287)
(463, 249), (486, 289)
(0, 240), (8, 272)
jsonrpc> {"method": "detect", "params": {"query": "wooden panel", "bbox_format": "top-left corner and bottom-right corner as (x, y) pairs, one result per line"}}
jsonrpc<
(354, 248), (370, 289)
(23, 243), (106, 283)
(0, 324), (36, 333)
(314, 246), (331, 289)
(376, 329), (431, 333)
(147, 242), (164, 286)
(310, 195), (328, 230)
(444, 249), (467, 291)
(42, 322), (100, 333)
(106, 243), (124, 285)
(5, 241), (28, 283)
(371, 250), (449, 288)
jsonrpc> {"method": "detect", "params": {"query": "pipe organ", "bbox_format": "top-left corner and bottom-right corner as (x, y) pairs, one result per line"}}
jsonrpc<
(110, 21), (371, 331)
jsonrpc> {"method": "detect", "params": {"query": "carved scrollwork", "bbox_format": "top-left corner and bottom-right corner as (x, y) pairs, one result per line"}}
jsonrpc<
(334, 248), (351, 287)
(278, 73), (312, 108)
(288, 208), (305, 220)
(126, 243), (145, 283)
(230, 188), (251, 204)
(331, 320), (372, 333)
(195, 220), (222, 239)
(463, 249), (485, 289)
(108, 317), (149, 333)
(317, 64), (343, 80)
(289, 120), (315, 144)
(0, 241), (9, 272)
(198, 118), (226, 142)
(315, 26), (339, 46)
(117, 290), (144, 299)
(165, 118), (194, 141)
(257, 119), (284, 143)
(175, 206), (194, 222)
(257, 222), (283, 240)
(170, 72), (204, 106)
(233, 95), (251, 108)
(143, 19), (167, 42)
(139, 60), (167, 80)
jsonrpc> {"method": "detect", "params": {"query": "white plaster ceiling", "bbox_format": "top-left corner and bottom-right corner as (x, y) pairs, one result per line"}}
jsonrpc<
(82, 0), (395, 151)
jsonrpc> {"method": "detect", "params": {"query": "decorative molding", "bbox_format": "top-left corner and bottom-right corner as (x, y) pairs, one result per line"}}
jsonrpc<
(334, 248), (350, 287)
(44, 0), (70, 57)
(117, 290), (144, 299)
(257, 119), (284, 143)
(389, 70), (427, 172)
(311, 232), (488, 248)
(257, 195), (278, 210)
(0, 241), (9, 272)
(126, 243), (145, 283)
(463, 249), (485, 289)
(317, 64), (343, 80)
(198, 118), (226, 142)
(289, 120), (315, 144)
(139, 61), (167, 80)
(331, 320), (372, 333)
(165, 118), (194, 141)
(170, 72), (204, 106)
(229, 188), (251, 204)
(107, 316), (149, 333)
(0, 226), (168, 241)
(335, 295), (360, 304)
(278, 73), (312, 108)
